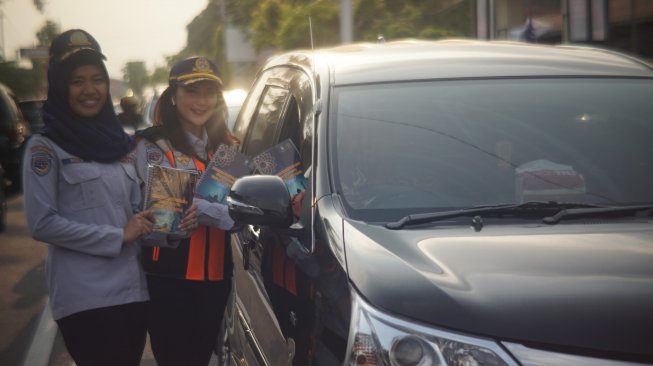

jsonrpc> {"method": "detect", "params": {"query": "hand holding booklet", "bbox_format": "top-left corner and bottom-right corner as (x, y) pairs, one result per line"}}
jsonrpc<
(142, 164), (198, 242)
(194, 139), (308, 209)
(251, 138), (308, 195)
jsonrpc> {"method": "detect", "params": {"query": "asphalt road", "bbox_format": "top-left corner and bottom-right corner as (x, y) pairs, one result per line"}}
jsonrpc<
(0, 195), (219, 366)
(0, 194), (48, 366)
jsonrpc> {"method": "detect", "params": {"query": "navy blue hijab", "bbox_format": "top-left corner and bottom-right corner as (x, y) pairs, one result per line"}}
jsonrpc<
(42, 51), (134, 163)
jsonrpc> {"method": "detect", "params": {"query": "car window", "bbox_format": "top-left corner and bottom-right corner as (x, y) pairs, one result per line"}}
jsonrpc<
(242, 85), (289, 157)
(332, 78), (653, 222)
(278, 97), (301, 152)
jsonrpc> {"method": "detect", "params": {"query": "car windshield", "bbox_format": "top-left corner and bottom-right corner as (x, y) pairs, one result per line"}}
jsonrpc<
(332, 78), (653, 222)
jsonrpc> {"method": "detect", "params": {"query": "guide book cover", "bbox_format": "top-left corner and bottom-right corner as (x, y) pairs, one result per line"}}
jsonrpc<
(195, 144), (252, 204)
(251, 138), (308, 195)
(143, 164), (198, 239)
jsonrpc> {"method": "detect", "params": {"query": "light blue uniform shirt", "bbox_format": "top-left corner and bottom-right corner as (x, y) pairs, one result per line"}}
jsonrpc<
(22, 134), (149, 320)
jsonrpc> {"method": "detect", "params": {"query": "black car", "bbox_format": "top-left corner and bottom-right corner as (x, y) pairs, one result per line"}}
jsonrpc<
(0, 162), (6, 232)
(0, 83), (30, 196)
(219, 40), (653, 366)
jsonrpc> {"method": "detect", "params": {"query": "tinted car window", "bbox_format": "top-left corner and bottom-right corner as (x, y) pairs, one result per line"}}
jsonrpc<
(333, 78), (653, 221)
(243, 85), (289, 157)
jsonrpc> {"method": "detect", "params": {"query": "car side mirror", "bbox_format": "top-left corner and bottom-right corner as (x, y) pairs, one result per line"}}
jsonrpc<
(227, 175), (293, 227)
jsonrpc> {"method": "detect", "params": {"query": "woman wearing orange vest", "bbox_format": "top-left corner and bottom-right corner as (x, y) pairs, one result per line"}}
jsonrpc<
(131, 56), (237, 366)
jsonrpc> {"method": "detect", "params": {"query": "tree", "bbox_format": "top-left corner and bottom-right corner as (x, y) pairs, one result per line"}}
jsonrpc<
(33, 0), (45, 12)
(36, 20), (60, 46)
(167, 0), (473, 86)
(122, 61), (149, 97)
(149, 66), (169, 86)
(226, 0), (471, 52)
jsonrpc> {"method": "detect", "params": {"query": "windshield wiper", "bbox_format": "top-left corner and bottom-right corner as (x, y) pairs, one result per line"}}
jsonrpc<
(385, 201), (606, 230)
(542, 204), (653, 225)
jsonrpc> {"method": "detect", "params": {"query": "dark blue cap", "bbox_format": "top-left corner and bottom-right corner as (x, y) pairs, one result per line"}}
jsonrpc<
(169, 57), (222, 87)
(49, 29), (106, 62)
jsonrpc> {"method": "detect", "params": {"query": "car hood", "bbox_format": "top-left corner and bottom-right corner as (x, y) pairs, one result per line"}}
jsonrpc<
(344, 219), (653, 359)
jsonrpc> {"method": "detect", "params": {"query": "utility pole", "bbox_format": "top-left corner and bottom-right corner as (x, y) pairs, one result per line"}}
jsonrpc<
(0, 10), (5, 60)
(340, 0), (353, 44)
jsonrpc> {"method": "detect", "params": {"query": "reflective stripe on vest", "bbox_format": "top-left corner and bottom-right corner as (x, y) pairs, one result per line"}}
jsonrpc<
(271, 243), (298, 296)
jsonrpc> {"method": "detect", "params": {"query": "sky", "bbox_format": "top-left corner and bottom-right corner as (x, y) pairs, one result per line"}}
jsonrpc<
(1, 0), (209, 79)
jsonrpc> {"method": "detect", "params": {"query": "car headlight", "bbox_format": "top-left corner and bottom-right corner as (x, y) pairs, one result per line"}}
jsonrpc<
(346, 291), (518, 366)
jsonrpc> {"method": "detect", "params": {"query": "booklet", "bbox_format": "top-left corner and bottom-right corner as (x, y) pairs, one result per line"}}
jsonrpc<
(251, 138), (308, 195)
(195, 144), (252, 204)
(142, 164), (198, 239)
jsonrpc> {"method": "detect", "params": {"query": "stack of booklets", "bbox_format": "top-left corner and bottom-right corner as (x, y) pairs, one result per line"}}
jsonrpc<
(142, 164), (198, 240)
(194, 139), (308, 204)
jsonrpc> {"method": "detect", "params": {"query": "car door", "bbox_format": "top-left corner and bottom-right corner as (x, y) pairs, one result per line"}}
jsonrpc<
(228, 66), (315, 365)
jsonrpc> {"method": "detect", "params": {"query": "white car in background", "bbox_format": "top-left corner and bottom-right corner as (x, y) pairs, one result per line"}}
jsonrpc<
(223, 88), (247, 131)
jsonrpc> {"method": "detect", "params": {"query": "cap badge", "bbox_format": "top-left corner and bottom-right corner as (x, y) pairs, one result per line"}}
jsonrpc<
(68, 31), (92, 47)
(193, 57), (212, 73)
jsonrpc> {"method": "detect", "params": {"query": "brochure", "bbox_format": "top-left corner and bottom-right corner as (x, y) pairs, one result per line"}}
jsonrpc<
(251, 138), (308, 195)
(142, 164), (198, 239)
(195, 144), (252, 204)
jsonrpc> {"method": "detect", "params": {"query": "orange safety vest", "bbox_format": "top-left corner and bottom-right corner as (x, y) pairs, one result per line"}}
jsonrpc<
(142, 146), (229, 281)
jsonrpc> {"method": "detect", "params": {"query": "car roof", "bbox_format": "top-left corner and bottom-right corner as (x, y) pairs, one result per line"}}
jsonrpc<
(265, 39), (653, 85)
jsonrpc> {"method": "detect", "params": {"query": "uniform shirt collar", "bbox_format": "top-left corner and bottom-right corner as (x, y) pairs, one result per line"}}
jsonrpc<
(184, 128), (208, 160)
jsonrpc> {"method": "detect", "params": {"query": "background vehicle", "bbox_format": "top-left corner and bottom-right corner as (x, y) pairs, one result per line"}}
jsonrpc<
(0, 83), (31, 196)
(219, 40), (653, 366)
(18, 99), (45, 134)
(223, 88), (247, 131)
(0, 163), (6, 232)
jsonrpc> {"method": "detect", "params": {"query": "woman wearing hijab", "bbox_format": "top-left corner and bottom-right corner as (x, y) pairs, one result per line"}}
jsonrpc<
(132, 56), (236, 366)
(21, 29), (191, 366)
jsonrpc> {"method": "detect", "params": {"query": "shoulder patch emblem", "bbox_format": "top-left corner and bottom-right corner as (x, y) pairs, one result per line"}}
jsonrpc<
(30, 146), (54, 176)
(146, 146), (163, 165)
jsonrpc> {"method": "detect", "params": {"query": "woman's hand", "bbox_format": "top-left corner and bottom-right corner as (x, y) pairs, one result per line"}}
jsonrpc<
(123, 210), (154, 245)
(179, 204), (199, 232)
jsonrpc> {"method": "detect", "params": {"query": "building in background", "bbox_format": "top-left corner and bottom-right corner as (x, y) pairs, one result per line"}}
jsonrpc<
(475, 0), (653, 61)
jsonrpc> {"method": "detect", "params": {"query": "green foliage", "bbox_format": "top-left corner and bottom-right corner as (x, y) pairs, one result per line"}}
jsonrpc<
(34, 0), (44, 12)
(170, 0), (230, 83)
(149, 66), (169, 86)
(226, 0), (472, 51)
(354, 0), (472, 42)
(250, 0), (284, 50)
(122, 61), (149, 97)
(36, 20), (60, 46)
(164, 0), (473, 86)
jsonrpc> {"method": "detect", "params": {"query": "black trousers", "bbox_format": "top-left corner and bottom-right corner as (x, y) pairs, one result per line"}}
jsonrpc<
(56, 302), (147, 366)
(146, 275), (231, 366)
